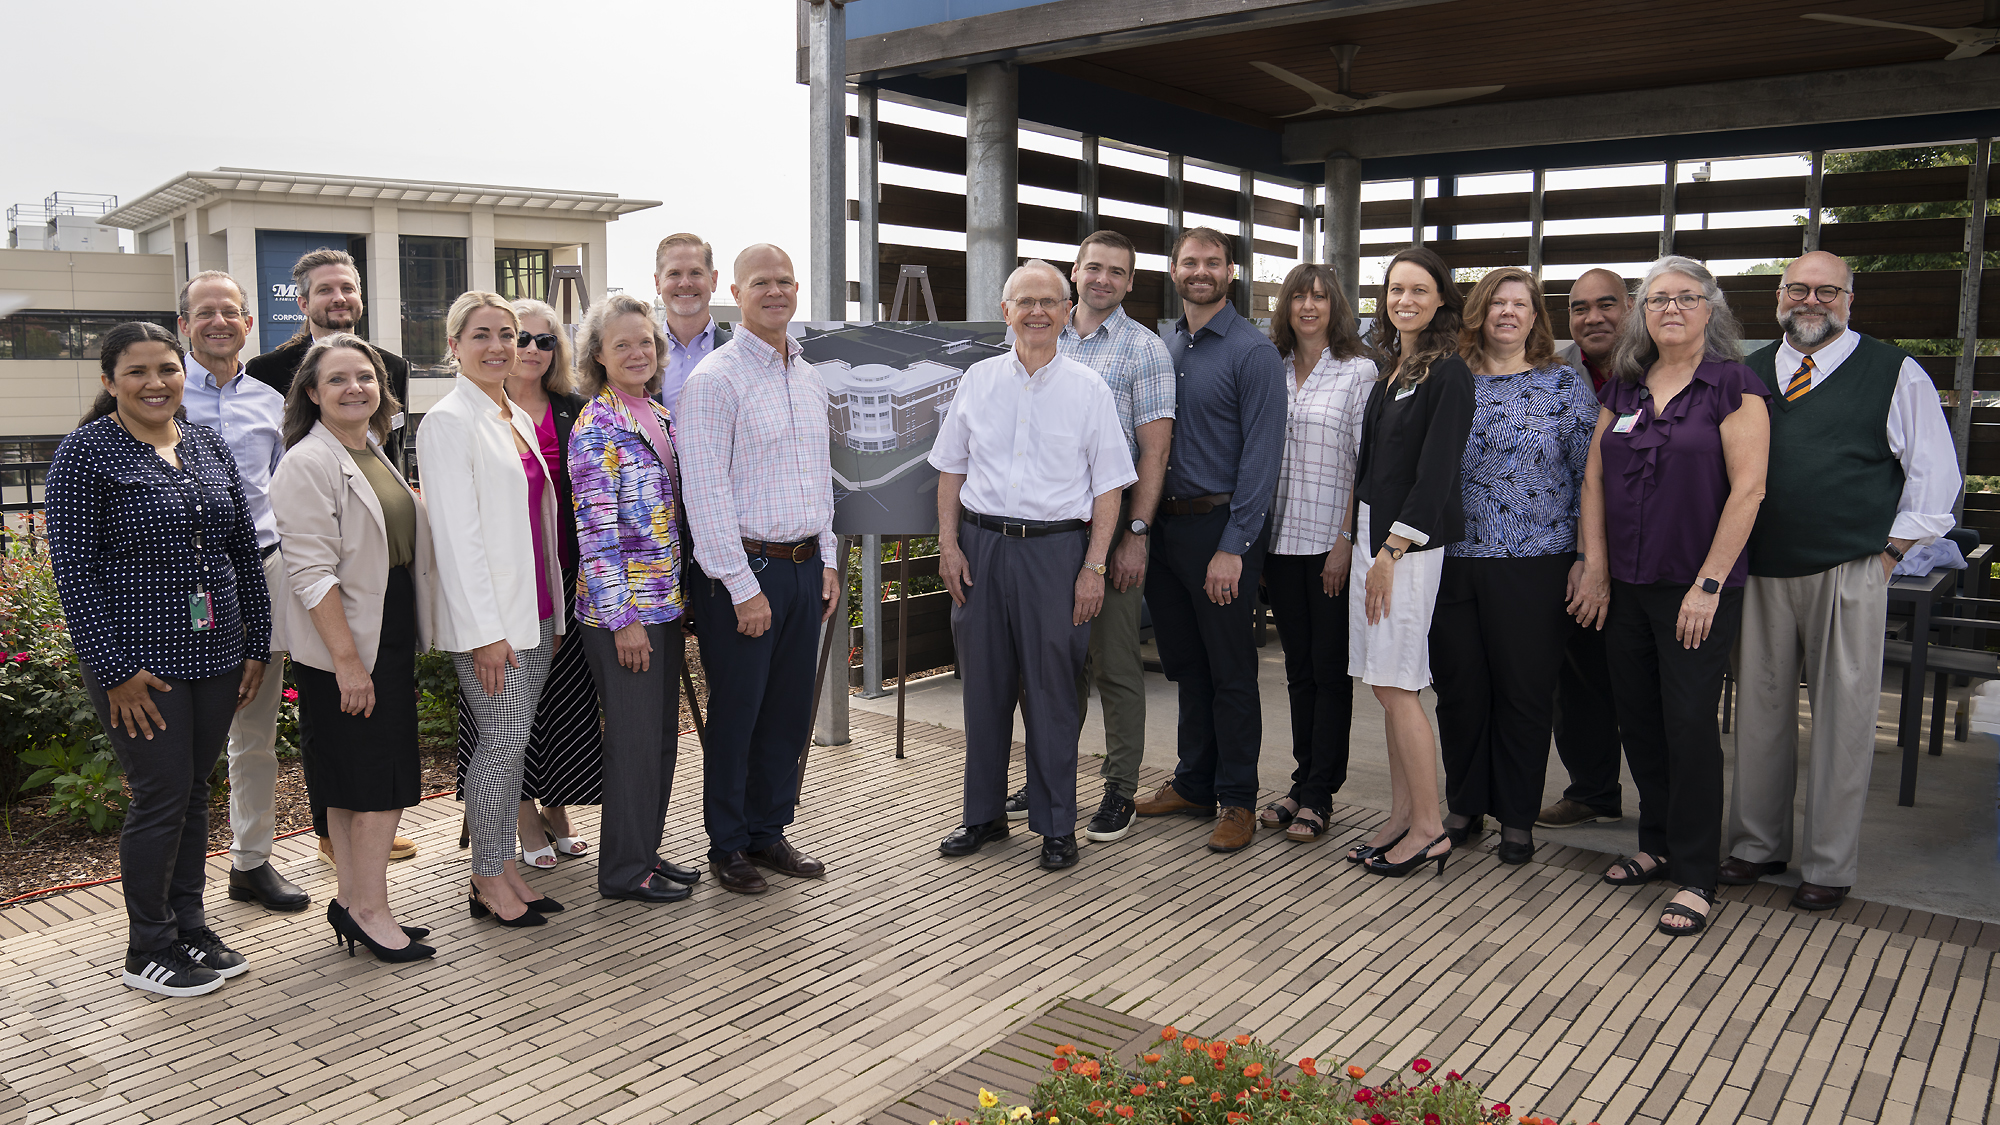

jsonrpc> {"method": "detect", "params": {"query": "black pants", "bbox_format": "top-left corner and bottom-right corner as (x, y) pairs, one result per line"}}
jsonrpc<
(1430, 554), (1572, 832)
(1552, 617), (1624, 815)
(1605, 579), (1740, 891)
(579, 622), (682, 895)
(687, 554), (821, 858)
(1263, 551), (1351, 812)
(83, 665), (241, 951)
(1146, 505), (1268, 810)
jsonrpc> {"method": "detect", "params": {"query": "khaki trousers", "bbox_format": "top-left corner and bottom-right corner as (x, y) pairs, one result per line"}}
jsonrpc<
(1077, 576), (1147, 800)
(1728, 556), (1888, 889)
(226, 549), (287, 871)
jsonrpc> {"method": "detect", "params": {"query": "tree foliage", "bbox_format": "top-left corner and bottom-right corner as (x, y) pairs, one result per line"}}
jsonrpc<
(1823, 145), (1999, 274)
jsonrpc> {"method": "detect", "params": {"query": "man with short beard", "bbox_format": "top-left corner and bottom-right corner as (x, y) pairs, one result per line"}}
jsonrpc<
(1131, 227), (1284, 854)
(1729, 250), (1959, 912)
(652, 233), (732, 418)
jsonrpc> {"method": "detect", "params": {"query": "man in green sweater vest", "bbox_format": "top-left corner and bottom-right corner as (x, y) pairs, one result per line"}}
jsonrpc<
(1729, 251), (1960, 912)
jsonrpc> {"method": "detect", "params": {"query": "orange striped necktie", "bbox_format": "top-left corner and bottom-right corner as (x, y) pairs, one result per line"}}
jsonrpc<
(1784, 355), (1815, 401)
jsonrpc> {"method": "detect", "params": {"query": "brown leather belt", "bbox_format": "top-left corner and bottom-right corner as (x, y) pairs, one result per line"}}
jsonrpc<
(1158, 493), (1231, 516)
(742, 537), (819, 564)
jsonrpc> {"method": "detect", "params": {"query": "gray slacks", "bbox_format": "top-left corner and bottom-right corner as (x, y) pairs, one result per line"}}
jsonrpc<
(453, 619), (555, 876)
(955, 520), (1089, 837)
(1729, 556), (1887, 889)
(578, 622), (683, 895)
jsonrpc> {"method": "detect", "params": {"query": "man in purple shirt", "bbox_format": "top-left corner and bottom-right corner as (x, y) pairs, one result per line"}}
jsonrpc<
(653, 233), (733, 418)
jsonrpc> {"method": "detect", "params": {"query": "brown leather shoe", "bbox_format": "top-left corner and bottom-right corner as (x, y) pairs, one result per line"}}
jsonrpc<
(1791, 881), (1850, 911)
(714, 850), (769, 895)
(1718, 855), (1786, 885)
(1134, 783), (1215, 819)
(1208, 807), (1254, 853)
(748, 839), (825, 879)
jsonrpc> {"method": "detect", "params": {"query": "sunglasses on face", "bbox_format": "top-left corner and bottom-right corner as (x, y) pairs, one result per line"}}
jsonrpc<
(517, 332), (560, 351)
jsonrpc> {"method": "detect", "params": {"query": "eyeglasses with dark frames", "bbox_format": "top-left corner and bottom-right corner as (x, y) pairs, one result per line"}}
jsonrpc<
(1779, 284), (1850, 304)
(1642, 293), (1710, 312)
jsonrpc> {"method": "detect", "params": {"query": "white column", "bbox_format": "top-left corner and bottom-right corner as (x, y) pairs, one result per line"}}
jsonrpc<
(368, 204), (403, 356)
(469, 206), (496, 295)
(224, 219), (259, 355)
(807, 0), (847, 321)
(858, 84), (881, 321)
(964, 61), (1019, 321)
(583, 230), (609, 315)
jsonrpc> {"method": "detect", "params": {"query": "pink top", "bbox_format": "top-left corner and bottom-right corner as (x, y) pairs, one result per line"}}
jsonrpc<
(522, 448), (555, 621)
(615, 387), (674, 464)
(533, 404), (575, 570)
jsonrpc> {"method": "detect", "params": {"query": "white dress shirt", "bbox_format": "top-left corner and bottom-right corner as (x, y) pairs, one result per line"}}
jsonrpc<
(929, 351), (1137, 523)
(1269, 349), (1377, 555)
(179, 356), (286, 550)
(1777, 329), (1960, 544)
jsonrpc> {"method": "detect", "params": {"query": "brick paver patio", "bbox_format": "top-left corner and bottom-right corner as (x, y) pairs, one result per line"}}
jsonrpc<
(2, 710), (1996, 1125)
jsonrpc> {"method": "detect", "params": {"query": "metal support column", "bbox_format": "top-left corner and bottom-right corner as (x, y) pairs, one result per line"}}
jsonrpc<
(857, 83), (881, 320)
(1165, 153), (1185, 321)
(1410, 177), (1425, 247)
(965, 61), (1018, 321)
(1659, 159), (1678, 260)
(1804, 149), (1825, 254)
(1528, 168), (1547, 280)
(1954, 137), (1992, 484)
(1078, 136), (1100, 242)
(806, 0), (846, 321)
(1325, 152), (1363, 312)
(813, 537), (851, 747)
(1237, 170), (1257, 315)
(1300, 184), (1317, 264)
(859, 533), (885, 697)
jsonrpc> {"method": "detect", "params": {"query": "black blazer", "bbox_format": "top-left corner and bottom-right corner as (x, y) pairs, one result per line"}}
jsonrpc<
(247, 333), (414, 462)
(1352, 354), (1476, 557)
(545, 390), (587, 571)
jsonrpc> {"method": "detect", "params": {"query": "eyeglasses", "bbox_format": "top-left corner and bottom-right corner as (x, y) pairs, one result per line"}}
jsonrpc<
(1779, 284), (1850, 303)
(1642, 293), (1710, 312)
(517, 332), (560, 351)
(1006, 297), (1068, 312)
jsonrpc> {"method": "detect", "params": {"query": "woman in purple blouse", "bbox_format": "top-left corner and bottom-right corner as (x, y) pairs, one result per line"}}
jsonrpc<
(1575, 256), (1769, 938)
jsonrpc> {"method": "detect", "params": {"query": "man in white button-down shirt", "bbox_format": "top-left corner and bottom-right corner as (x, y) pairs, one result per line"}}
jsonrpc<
(932, 262), (1137, 872)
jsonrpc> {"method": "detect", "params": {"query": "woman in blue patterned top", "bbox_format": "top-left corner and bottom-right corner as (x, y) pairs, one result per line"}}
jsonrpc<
(47, 322), (272, 998)
(1429, 268), (1599, 866)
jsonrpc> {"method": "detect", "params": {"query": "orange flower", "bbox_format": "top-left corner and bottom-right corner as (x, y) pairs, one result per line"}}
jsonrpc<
(1142, 1054), (1162, 1064)
(1076, 1060), (1102, 1080)
(1053, 1058), (1069, 1073)
(1179, 1076), (1196, 1086)
(1055, 1044), (1077, 1057)
(1207, 1042), (1230, 1062)
(1227, 1115), (1249, 1124)
(1183, 1037), (1203, 1052)
(1234, 1035), (1252, 1047)
(1210, 1091), (1224, 1104)
(1243, 1063), (1264, 1078)
(1298, 1058), (1319, 1077)
(1161, 1027), (1178, 1041)
(1260, 1077), (1273, 1089)
(1131, 1085), (1147, 1097)
(1115, 1108), (1134, 1120)
(1346, 1065), (1366, 1080)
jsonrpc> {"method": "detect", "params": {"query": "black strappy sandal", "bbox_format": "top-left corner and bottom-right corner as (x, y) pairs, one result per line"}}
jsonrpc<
(1258, 798), (1299, 829)
(1345, 828), (1406, 864)
(1603, 852), (1668, 887)
(1658, 887), (1718, 937)
(1285, 807), (1327, 842)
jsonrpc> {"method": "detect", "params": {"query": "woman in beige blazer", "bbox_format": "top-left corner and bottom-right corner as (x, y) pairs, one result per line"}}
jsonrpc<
(271, 334), (439, 962)
(417, 291), (566, 927)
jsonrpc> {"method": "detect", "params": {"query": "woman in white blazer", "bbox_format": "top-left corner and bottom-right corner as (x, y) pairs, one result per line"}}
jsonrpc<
(271, 334), (439, 962)
(418, 291), (566, 927)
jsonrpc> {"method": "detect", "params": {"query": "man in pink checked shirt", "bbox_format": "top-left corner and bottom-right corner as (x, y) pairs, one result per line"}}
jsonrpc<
(675, 243), (841, 895)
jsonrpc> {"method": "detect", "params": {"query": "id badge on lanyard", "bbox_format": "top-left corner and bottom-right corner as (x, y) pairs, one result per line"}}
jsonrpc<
(179, 463), (215, 632)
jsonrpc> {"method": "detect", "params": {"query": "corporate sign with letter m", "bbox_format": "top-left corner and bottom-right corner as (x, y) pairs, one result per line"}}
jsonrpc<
(255, 230), (355, 355)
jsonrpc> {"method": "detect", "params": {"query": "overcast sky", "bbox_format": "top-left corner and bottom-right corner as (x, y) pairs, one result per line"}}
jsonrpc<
(5, 0), (810, 304)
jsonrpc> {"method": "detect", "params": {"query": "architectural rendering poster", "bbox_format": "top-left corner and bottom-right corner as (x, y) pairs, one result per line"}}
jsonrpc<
(796, 320), (1010, 536)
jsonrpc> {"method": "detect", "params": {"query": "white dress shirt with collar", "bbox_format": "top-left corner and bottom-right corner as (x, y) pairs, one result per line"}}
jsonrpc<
(179, 354), (286, 550)
(929, 351), (1137, 523)
(1777, 329), (1961, 544)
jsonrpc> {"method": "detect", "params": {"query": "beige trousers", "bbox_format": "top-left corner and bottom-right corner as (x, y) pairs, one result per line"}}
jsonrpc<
(1728, 555), (1888, 889)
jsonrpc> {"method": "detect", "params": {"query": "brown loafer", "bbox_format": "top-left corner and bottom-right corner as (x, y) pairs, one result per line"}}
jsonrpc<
(389, 836), (419, 861)
(1791, 881), (1850, 911)
(748, 839), (826, 879)
(1718, 855), (1786, 885)
(1207, 807), (1254, 853)
(1135, 783), (1215, 819)
(714, 850), (769, 895)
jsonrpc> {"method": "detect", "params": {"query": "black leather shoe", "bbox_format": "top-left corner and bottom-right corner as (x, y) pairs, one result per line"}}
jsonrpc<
(1497, 839), (1535, 865)
(227, 862), (310, 911)
(940, 818), (1010, 857)
(1718, 856), (1787, 885)
(654, 860), (701, 885)
(603, 875), (692, 903)
(714, 850), (768, 894)
(1039, 834), (1079, 871)
(748, 839), (826, 879)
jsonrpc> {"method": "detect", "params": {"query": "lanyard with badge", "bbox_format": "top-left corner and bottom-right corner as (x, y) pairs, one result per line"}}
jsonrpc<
(175, 451), (216, 632)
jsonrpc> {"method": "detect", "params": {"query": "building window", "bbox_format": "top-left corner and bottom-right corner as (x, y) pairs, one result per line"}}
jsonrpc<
(0, 311), (176, 360)
(495, 248), (549, 302)
(400, 235), (468, 376)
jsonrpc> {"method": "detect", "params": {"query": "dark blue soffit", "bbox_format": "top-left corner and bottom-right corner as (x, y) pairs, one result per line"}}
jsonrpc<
(875, 67), (2000, 182)
(846, 0), (1044, 38)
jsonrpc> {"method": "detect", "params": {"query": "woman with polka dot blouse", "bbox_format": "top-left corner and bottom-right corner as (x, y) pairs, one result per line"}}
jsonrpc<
(46, 321), (272, 997)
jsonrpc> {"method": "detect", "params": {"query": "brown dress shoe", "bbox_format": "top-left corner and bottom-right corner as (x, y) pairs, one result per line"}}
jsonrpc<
(748, 839), (826, 879)
(714, 851), (769, 895)
(1208, 807), (1254, 853)
(1134, 783), (1215, 818)
(1791, 881), (1849, 911)
(1718, 855), (1786, 885)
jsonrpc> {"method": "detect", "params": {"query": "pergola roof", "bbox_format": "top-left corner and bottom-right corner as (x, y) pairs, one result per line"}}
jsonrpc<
(99, 168), (661, 230)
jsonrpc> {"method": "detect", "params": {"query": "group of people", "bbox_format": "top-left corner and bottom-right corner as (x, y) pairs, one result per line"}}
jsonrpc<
(930, 227), (1956, 945)
(43, 216), (1956, 998)
(46, 236), (836, 996)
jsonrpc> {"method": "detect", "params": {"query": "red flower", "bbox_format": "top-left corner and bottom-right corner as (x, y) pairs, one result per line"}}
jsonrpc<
(1053, 1058), (1069, 1072)
(1432, 1085), (1441, 1094)
(1354, 1089), (1376, 1106)
(1088, 1101), (1105, 1113)
(1227, 1114), (1248, 1124)
(282, 688), (299, 701)
(1210, 1091), (1224, 1104)
(1371, 1115), (1391, 1125)
(1425, 1116), (1442, 1125)
(1115, 1108), (1134, 1120)
(1447, 1072), (1463, 1082)
(1243, 1063), (1264, 1078)
(1298, 1058), (1318, 1077)
(1279, 1089), (1293, 1102)
(1492, 1104), (1512, 1117)
(1411, 1059), (1431, 1074)
(1236, 1090), (1250, 1103)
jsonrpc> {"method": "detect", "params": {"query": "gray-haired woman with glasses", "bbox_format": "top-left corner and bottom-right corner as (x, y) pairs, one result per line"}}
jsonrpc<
(1575, 255), (1768, 939)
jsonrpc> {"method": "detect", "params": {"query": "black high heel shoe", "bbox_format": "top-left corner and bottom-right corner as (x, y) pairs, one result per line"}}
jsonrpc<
(1363, 832), (1451, 878)
(328, 900), (430, 940)
(469, 882), (547, 927)
(1345, 829), (1407, 865)
(328, 904), (436, 962)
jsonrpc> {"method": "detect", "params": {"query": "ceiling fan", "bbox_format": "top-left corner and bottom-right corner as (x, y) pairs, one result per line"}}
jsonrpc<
(1251, 44), (1502, 116)
(1800, 11), (2000, 59)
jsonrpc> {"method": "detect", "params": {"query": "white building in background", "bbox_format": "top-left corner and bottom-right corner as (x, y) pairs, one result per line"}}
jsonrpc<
(818, 357), (962, 453)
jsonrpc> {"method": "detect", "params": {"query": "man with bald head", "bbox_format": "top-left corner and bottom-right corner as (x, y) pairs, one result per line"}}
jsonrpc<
(1730, 250), (1959, 911)
(1538, 269), (1633, 830)
(677, 243), (841, 894)
(932, 261), (1136, 871)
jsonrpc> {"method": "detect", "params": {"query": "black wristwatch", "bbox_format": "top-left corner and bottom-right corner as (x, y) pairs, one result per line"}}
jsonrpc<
(1883, 542), (1905, 562)
(1697, 577), (1720, 594)
(1128, 519), (1150, 536)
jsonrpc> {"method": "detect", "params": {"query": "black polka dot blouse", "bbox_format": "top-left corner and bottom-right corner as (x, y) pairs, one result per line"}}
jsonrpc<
(46, 415), (273, 688)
